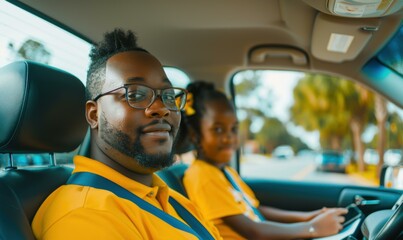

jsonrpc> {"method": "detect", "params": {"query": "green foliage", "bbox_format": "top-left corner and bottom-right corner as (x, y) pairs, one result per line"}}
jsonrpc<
(255, 118), (287, 152)
(369, 112), (403, 148)
(10, 39), (51, 64)
(290, 74), (375, 150)
(234, 70), (262, 97)
(388, 112), (403, 148)
(235, 70), (309, 153)
(234, 70), (402, 157)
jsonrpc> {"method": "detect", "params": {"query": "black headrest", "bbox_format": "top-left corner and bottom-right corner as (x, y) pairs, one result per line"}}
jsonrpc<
(0, 61), (87, 153)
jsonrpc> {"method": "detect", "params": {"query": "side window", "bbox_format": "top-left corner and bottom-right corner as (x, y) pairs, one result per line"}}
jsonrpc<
(164, 67), (190, 88)
(232, 70), (403, 186)
(0, 1), (92, 168)
(0, 1), (91, 83)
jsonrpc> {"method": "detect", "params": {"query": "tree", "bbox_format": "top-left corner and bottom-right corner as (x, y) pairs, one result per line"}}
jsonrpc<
(372, 112), (403, 147)
(234, 71), (306, 154)
(290, 74), (375, 171)
(343, 81), (375, 172)
(388, 112), (403, 147)
(9, 39), (51, 64)
(252, 117), (308, 154)
(374, 94), (388, 177)
(290, 74), (350, 150)
(255, 118), (288, 153)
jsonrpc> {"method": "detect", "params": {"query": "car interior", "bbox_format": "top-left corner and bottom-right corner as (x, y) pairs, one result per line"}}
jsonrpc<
(0, 0), (402, 239)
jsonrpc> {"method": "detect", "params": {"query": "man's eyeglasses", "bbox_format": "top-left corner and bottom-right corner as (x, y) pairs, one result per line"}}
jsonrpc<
(93, 84), (188, 111)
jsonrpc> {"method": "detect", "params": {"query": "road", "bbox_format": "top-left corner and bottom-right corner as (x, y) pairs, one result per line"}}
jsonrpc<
(240, 154), (376, 186)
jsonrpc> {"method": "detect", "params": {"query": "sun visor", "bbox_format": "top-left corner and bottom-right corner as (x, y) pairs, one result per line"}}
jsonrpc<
(311, 13), (381, 63)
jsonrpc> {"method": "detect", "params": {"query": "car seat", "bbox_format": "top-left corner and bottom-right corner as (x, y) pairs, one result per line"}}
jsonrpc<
(0, 61), (87, 240)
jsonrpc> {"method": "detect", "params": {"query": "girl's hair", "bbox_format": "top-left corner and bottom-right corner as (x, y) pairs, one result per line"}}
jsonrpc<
(175, 80), (234, 154)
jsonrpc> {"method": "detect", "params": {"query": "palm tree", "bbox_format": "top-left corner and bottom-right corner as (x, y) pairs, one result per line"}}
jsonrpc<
(290, 74), (375, 171)
(374, 94), (387, 177)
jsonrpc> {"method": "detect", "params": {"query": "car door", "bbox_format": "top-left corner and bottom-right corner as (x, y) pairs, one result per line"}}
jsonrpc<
(245, 178), (403, 216)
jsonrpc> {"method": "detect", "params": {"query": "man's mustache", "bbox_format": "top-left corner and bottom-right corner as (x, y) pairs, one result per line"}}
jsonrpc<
(138, 119), (175, 134)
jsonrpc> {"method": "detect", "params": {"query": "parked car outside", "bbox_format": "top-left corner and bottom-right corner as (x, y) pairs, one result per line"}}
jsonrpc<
(315, 150), (349, 173)
(384, 149), (403, 166)
(364, 149), (380, 165)
(272, 145), (294, 159)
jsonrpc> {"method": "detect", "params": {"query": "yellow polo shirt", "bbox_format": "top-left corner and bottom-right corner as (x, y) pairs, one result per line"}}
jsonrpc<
(183, 160), (261, 240)
(32, 156), (221, 240)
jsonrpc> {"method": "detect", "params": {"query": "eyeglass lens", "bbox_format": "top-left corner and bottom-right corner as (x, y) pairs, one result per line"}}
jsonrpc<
(126, 85), (186, 110)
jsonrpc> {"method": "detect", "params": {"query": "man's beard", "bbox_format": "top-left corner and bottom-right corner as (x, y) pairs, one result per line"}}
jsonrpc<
(99, 114), (176, 169)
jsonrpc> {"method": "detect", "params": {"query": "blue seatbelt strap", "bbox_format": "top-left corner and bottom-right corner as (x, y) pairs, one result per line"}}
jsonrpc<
(168, 197), (215, 240)
(222, 168), (266, 221)
(67, 172), (214, 240)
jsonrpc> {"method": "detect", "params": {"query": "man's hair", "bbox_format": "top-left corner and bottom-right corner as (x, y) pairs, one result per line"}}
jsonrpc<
(86, 28), (149, 100)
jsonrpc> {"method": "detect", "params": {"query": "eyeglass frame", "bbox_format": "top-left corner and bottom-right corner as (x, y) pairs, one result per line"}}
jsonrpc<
(92, 83), (188, 111)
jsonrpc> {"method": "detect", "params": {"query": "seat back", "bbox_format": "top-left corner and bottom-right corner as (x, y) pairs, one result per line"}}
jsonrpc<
(156, 163), (189, 197)
(0, 167), (73, 240)
(0, 61), (87, 240)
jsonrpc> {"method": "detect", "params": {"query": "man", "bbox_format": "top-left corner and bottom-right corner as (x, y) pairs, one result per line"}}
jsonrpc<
(32, 29), (221, 240)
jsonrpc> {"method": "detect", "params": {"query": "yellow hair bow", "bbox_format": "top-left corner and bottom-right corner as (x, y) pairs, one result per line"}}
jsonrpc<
(184, 92), (196, 116)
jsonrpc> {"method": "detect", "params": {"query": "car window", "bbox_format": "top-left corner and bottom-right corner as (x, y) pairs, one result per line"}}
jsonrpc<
(0, 1), (92, 83)
(232, 69), (403, 186)
(376, 25), (403, 76)
(0, 1), (190, 168)
(164, 67), (190, 88)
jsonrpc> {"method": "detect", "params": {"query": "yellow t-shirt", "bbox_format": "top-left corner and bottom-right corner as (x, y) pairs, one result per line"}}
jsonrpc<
(183, 160), (261, 240)
(32, 156), (221, 240)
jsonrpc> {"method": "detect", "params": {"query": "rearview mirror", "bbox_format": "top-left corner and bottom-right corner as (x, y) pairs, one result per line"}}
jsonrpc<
(380, 165), (403, 190)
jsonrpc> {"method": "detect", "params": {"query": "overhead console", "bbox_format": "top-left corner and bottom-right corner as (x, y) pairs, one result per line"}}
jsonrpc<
(303, 0), (403, 18)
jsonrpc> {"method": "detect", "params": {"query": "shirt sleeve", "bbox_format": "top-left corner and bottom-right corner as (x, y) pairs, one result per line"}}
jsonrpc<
(41, 208), (142, 240)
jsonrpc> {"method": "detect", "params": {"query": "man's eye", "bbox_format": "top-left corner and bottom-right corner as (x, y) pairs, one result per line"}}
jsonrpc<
(127, 91), (147, 102)
(163, 94), (176, 103)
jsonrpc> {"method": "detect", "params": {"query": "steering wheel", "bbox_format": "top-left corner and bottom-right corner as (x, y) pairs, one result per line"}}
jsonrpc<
(373, 200), (403, 240)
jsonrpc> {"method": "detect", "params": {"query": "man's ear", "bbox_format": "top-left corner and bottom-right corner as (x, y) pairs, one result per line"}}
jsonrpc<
(86, 100), (99, 129)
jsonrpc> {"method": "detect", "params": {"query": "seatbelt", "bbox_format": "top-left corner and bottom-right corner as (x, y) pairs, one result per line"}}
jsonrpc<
(222, 168), (266, 222)
(67, 172), (214, 240)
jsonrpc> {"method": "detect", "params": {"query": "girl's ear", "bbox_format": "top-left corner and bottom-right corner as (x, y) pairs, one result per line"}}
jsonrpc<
(86, 100), (99, 129)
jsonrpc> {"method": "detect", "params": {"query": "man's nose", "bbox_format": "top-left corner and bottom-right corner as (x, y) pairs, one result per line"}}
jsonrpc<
(145, 96), (170, 117)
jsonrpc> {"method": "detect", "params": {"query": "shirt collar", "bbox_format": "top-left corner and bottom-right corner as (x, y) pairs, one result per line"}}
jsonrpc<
(73, 155), (170, 202)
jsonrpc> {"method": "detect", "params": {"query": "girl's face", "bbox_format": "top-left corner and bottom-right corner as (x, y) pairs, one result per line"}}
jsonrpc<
(198, 100), (239, 166)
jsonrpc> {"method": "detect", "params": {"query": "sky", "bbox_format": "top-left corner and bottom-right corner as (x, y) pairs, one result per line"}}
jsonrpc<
(260, 71), (321, 150)
(234, 70), (322, 150)
(0, 1), (91, 83)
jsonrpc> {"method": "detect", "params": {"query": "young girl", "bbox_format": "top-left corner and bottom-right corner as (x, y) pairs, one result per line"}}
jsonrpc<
(181, 81), (348, 240)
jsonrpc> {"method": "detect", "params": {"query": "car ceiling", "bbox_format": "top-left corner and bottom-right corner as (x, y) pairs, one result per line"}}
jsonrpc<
(13, 0), (403, 107)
